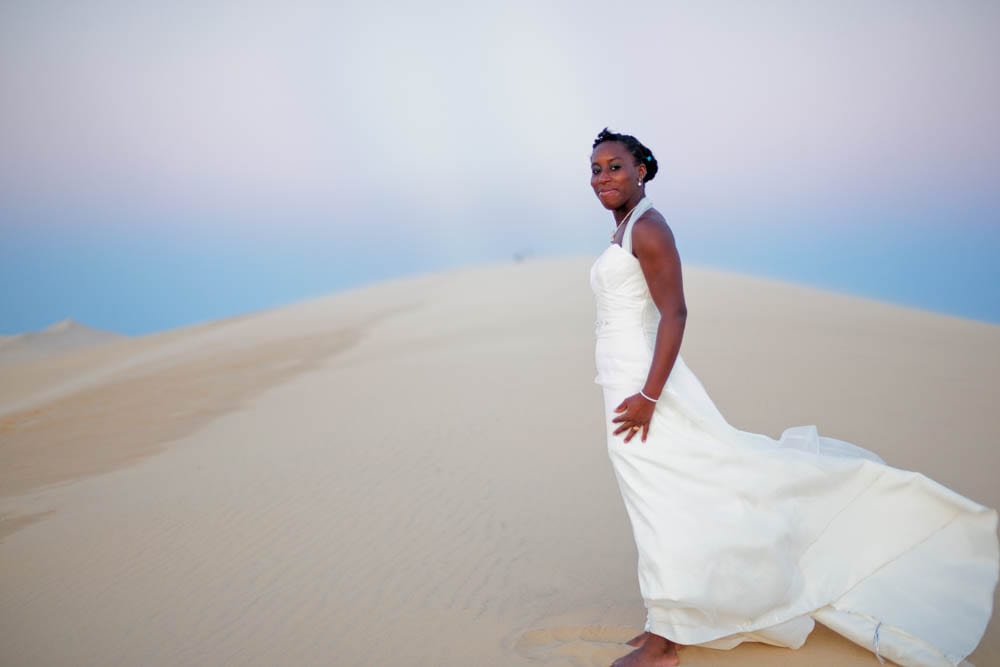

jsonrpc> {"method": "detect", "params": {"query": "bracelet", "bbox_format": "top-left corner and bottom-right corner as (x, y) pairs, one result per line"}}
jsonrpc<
(639, 390), (659, 403)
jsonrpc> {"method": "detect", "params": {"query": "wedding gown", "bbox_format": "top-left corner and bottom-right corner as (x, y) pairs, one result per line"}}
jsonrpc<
(591, 199), (998, 667)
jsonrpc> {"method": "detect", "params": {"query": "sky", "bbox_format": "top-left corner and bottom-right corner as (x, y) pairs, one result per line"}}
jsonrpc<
(1, 1), (998, 334)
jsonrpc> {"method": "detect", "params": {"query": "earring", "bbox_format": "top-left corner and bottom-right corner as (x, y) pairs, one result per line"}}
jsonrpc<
(637, 179), (643, 186)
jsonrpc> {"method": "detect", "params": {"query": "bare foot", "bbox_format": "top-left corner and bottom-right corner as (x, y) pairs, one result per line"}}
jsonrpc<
(626, 632), (649, 647)
(611, 633), (679, 667)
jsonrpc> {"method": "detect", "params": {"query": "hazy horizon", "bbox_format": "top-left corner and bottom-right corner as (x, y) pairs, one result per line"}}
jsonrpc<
(2, 1), (998, 334)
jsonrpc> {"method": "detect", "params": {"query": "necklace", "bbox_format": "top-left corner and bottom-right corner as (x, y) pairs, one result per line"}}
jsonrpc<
(610, 200), (642, 242)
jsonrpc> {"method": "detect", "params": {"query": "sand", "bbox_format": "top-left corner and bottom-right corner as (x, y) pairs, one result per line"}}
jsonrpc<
(0, 319), (124, 368)
(0, 258), (997, 667)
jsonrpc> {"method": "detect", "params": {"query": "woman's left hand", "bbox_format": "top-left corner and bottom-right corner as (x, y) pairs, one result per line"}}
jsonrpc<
(612, 394), (656, 443)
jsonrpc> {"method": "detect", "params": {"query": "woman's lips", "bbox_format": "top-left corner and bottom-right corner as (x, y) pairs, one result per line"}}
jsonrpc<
(598, 188), (618, 198)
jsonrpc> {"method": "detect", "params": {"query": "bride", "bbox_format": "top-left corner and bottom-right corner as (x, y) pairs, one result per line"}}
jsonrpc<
(588, 127), (998, 667)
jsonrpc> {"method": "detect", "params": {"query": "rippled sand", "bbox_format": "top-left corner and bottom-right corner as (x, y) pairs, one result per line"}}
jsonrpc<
(2, 259), (997, 666)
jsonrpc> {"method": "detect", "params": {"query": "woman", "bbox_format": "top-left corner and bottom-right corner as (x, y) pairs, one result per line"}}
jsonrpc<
(589, 128), (998, 667)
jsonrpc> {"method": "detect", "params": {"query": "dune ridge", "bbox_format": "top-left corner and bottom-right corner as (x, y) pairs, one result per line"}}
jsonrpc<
(0, 259), (997, 666)
(0, 318), (124, 368)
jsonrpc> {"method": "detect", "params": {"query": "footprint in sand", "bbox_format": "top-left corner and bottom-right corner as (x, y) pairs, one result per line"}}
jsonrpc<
(514, 625), (638, 666)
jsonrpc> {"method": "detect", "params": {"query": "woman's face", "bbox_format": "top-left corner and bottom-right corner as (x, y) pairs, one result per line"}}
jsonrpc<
(591, 141), (645, 210)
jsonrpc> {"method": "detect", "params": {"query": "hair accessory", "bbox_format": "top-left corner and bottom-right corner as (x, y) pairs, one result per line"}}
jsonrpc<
(646, 155), (652, 161)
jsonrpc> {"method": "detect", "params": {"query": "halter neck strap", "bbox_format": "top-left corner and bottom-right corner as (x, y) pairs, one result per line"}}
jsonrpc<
(621, 198), (654, 255)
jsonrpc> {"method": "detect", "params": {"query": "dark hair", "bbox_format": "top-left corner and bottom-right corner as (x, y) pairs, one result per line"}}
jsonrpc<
(592, 128), (659, 183)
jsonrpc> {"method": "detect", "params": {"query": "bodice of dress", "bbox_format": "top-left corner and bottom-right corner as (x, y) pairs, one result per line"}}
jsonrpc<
(590, 198), (661, 336)
(589, 201), (730, 428)
(590, 199), (661, 388)
(590, 243), (661, 338)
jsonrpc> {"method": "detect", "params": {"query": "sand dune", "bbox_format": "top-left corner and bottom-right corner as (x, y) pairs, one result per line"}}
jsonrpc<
(0, 259), (997, 666)
(0, 318), (124, 368)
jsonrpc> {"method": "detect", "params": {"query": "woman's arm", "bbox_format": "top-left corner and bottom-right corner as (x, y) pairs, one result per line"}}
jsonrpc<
(635, 212), (687, 399)
(611, 211), (687, 443)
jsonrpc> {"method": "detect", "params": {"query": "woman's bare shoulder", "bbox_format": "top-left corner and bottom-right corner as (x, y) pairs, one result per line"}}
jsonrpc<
(631, 209), (676, 252)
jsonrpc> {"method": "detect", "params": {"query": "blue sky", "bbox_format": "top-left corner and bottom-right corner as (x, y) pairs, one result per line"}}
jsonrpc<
(1, 1), (998, 334)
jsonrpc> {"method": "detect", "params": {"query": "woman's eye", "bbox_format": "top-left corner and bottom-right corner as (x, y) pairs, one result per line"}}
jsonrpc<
(592, 167), (600, 175)
(610, 164), (620, 171)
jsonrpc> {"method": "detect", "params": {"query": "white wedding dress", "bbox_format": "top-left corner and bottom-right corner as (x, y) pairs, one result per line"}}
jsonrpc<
(591, 199), (998, 667)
